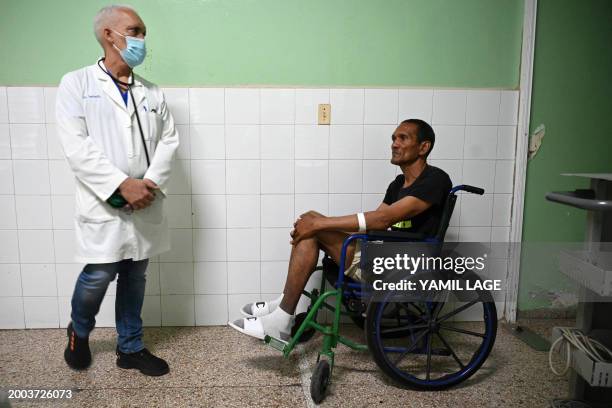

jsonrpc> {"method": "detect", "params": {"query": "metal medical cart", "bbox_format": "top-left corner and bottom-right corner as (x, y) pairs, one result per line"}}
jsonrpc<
(546, 173), (612, 405)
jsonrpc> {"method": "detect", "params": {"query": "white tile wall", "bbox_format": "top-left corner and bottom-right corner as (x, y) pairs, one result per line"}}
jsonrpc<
(53, 229), (76, 263)
(192, 194), (226, 228)
(227, 195), (260, 228)
(161, 294), (195, 326)
(193, 228), (226, 262)
(430, 126), (464, 160)
(0, 124), (10, 159)
(175, 125), (190, 159)
(43, 88), (57, 124)
(261, 195), (293, 227)
(145, 263), (161, 295)
(21, 263), (57, 296)
(432, 90), (467, 125)
(364, 89), (398, 124)
(226, 160), (260, 194)
(0, 297), (25, 328)
(227, 229), (260, 261)
(398, 89), (433, 122)
(0, 196), (17, 228)
(364, 124), (395, 159)
(189, 88), (224, 124)
(0, 160), (15, 194)
(160, 263), (194, 295)
(466, 90), (500, 126)
(261, 89), (295, 125)
(15, 195), (52, 229)
(0, 264), (22, 296)
(295, 125), (329, 159)
(225, 89), (260, 125)
(330, 125), (363, 159)
(295, 89), (329, 124)
(330, 89), (364, 124)
(143, 295), (162, 327)
(0, 86), (518, 328)
(225, 125), (259, 159)
(261, 125), (293, 159)
(0, 88), (9, 123)
(190, 125), (224, 159)
(227, 261), (260, 294)
(261, 160), (294, 194)
(24, 297), (59, 328)
(10, 124), (47, 159)
(194, 262), (227, 294)
(7, 87), (45, 123)
(195, 294), (228, 325)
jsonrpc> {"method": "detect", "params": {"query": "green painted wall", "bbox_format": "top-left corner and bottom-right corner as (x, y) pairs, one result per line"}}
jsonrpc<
(518, 0), (612, 310)
(0, 0), (523, 87)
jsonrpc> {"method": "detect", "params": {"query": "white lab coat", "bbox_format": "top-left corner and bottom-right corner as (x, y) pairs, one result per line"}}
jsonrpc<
(56, 59), (179, 264)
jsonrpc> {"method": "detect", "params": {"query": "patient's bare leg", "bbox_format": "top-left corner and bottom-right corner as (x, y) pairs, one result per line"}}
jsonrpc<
(280, 231), (355, 314)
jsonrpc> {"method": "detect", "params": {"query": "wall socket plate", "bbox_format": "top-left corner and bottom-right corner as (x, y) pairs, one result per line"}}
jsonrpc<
(318, 104), (331, 125)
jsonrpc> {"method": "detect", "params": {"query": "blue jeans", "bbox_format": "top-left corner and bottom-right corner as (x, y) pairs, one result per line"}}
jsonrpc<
(70, 259), (148, 353)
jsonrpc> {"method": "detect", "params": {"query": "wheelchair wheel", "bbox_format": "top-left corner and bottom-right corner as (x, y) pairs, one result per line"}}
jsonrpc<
(310, 359), (330, 403)
(292, 312), (316, 343)
(365, 278), (497, 390)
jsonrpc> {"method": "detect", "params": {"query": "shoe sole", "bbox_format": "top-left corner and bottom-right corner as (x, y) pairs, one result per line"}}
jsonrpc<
(116, 359), (169, 376)
(228, 320), (265, 340)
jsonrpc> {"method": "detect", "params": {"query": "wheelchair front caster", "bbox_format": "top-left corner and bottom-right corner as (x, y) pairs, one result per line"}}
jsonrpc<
(310, 360), (330, 404)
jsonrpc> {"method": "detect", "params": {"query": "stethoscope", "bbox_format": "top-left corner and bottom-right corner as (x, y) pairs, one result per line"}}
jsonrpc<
(97, 58), (150, 167)
(97, 58), (151, 211)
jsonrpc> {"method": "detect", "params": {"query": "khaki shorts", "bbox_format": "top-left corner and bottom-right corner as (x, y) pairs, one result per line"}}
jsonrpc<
(344, 241), (363, 281)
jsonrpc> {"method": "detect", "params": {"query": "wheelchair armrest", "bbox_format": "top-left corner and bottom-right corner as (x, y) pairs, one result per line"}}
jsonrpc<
(366, 230), (427, 241)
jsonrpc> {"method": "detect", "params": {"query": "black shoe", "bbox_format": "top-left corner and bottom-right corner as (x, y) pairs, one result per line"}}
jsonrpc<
(64, 323), (91, 370)
(116, 348), (169, 376)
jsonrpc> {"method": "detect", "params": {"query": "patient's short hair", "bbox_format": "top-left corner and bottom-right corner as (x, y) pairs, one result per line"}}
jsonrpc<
(401, 118), (435, 158)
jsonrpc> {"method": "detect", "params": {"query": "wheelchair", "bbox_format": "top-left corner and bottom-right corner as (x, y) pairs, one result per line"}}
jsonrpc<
(264, 185), (498, 403)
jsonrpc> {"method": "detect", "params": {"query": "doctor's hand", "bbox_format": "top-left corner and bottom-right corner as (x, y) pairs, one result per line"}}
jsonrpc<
(118, 178), (156, 210)
(143, 178), (160, 192)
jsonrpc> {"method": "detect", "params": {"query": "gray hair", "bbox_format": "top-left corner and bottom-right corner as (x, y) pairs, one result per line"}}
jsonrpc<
(93, 4), (137, 45)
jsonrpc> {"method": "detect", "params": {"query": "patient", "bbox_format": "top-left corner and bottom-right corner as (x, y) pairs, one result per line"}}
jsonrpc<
(229, 119), (452, 341)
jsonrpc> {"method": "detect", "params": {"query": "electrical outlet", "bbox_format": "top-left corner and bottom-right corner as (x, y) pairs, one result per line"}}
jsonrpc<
(318, 104), (331, 125)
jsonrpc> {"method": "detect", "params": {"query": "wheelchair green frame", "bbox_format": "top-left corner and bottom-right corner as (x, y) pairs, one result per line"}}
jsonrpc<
(265, 235), (370, 368)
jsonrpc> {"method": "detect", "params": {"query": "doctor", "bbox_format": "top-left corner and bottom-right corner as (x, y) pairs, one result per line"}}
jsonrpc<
(56, 5), (178, 376)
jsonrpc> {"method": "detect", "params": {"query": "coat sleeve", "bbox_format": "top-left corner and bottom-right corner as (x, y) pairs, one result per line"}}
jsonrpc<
(55, 72), (129, 201)
(143, 89), (179, 196)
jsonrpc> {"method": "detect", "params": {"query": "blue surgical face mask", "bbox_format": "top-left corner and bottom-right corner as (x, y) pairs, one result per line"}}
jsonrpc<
(112, 29), (146, 68)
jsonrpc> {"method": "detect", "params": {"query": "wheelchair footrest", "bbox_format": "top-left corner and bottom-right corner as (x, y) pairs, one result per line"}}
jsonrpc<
(264, 335), (288, 353)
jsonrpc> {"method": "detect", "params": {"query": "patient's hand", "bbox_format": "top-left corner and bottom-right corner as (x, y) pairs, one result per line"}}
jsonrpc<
(291, 212), (324, 245)
(300, 210), (323, 219)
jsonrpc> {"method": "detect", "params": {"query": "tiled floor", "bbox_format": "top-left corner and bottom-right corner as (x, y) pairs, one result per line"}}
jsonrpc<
(0, 320), (572, 407)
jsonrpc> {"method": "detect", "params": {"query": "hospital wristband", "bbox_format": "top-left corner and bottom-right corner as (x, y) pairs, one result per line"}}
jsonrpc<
(357, 212), (367, 232)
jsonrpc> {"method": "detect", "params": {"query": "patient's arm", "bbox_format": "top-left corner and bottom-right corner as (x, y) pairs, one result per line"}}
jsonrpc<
(291, 196), (431, 244)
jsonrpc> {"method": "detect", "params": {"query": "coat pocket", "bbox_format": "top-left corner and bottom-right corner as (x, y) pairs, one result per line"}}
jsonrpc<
(145, 112), (163, 140)
(144, 112), (163, 155)
(75, 217), (123, 259)
(137, 193), (164, 225)
(75, 186), (116, 223)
